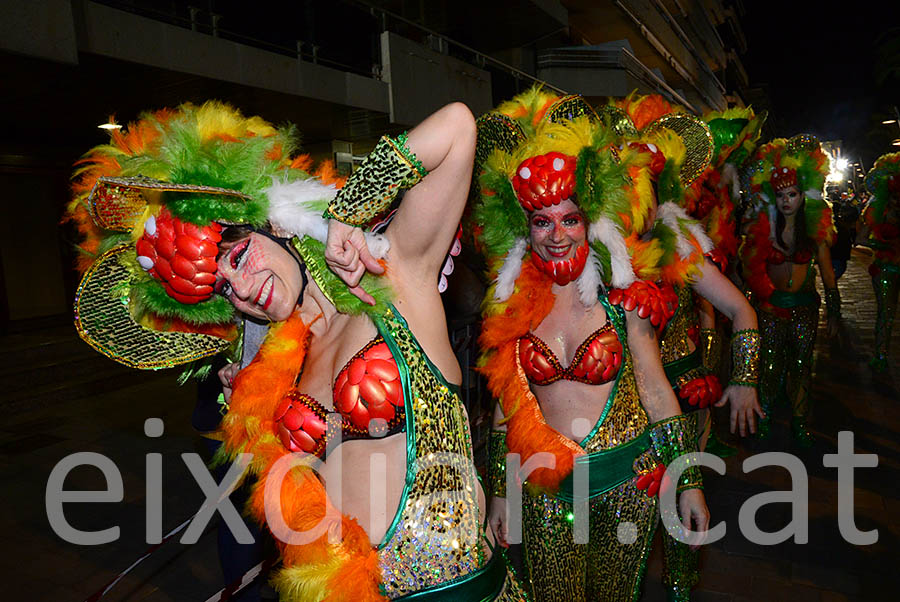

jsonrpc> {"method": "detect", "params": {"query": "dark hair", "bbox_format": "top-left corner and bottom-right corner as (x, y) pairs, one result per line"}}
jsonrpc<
(217, 224), (257, 260)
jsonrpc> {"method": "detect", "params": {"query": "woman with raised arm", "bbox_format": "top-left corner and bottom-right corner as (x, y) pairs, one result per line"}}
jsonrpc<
(740, 135), (838, 446)
(863, 153), (900, 372)
(67, 101), (527, 601)
(473, 90), (709, 602)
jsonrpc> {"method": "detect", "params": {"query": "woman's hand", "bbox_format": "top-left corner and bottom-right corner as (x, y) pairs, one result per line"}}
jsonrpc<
(677, 489), (710, 551)
(715, 384), (764, 436)
(488, 497), (509, 548)
(218, 362), (241, 403)
(826, 315), (840, 339)
(324, 219), (384, 305)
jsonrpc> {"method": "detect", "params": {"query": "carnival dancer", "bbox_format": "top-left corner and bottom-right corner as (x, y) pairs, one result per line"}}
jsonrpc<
(740, 135), (838, 446)
(473, 89), (709, 602)
(66, 101), (527, 601)
(863, 153), (900, 371)
(598, 94), (762, 602)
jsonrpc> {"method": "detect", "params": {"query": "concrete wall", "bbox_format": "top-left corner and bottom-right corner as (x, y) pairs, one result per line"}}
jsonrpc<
(0, 0), (78, 64)
(380, 32), (492, 126)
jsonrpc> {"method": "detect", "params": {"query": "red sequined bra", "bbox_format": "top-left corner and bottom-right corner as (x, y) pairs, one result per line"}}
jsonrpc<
(767, 247), (813, 265)
(274, 336), (405, 459)
(518, 322), (623, 386)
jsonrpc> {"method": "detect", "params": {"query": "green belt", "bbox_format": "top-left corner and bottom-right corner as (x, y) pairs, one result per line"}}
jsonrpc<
(556, 430), (650, 503)
(663, 349), (701, 384)
(769, 289), (818, 308)
(394, 549), (506, 602)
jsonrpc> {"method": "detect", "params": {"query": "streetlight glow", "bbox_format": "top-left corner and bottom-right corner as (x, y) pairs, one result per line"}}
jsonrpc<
(883, 119), (897, 125)
(835, 158), (849, 171)
(98, 123), (122, 130)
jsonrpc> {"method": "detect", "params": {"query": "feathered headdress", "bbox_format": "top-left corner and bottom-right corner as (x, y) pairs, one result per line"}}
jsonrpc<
(679, 107), (766, 266)
(597, 91), (716, 284)
(863, 152), (900, 268)
(474, 90), (663, 306)
(65, 101), (383, 369)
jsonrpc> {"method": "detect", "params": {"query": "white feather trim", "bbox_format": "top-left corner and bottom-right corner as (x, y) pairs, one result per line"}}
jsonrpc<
(364, 233), (390, 259)
(575, 247), (602, 307)
(657, 202), (713, 256)
(721, 163), (741, 201)
(493, 238), (527, 302)
(589, 217), (635, 289)
(264, 177), (389, 259)
(265, 177), (335, 241)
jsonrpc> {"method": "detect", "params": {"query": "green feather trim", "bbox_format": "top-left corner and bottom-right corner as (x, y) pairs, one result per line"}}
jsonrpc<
(130, 280), (236, 324)
(291, 236), (394, 316)
(657, 159), (683, 205)
(650, 219), (678, 266)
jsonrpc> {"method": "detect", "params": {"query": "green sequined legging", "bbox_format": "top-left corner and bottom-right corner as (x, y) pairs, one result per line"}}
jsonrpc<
(758, 303), (819, 419)
(872, 268), (899, 365)
(521, 464), (659, 602)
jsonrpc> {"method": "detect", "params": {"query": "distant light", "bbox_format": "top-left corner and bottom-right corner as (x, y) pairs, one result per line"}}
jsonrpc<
(883, 119), (897, 125)
(835, 158), (849, 171)
(98, 123), (122, 130)
(893, 140), (900, 147)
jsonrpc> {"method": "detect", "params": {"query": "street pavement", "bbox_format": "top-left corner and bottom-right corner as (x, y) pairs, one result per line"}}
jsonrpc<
(1, 247), (897, 601)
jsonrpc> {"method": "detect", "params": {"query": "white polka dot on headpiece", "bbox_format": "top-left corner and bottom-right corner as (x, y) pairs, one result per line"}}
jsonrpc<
(552, 158), (565, 171)
(519, 166), (531, 179)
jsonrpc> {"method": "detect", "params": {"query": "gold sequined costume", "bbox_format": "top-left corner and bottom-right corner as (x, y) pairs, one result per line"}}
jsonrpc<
(374, 306), (527, 600)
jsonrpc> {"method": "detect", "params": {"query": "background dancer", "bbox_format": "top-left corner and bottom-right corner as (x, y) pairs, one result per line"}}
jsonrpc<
(863, 153), (900, 372)
(740, 135), (838, 446)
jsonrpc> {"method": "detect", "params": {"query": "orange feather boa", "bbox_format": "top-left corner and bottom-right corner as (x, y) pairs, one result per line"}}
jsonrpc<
(479, 258), (585, 491)
(221, 312), (385, 601)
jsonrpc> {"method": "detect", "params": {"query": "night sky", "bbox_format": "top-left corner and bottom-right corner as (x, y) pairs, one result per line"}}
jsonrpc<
(742, 1), (899, 170)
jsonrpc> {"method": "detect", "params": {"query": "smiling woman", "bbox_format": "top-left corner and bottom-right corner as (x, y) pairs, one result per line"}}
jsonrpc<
(66, 101), (528, 601)
(215, 231), (305, 321)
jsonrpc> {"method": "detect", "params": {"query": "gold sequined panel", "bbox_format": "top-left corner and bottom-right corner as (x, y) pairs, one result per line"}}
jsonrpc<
(90, 180), (147, 232)
(595, 105), (639, 138)
(644, 114), (713, 186)
(89, 176), (250, 231)
(75, 245), (231, 369)
(544, 95), (598, 124)
(475, 114), (525, 170)
(582, 346), (648, 454)
(522, 466), (659, 602)
(377, 308), (490, 598)
(659, 286), (694, 365)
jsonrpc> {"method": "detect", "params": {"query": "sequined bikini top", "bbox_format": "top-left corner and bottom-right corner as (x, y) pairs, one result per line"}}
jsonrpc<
(767, 247), (813, 265)
(274, 336), (405, 459)
(518, 322), (623, 385)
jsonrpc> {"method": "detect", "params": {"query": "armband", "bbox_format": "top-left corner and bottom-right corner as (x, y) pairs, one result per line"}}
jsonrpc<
(648, 415), (703, 493)
(324, 132), (428, 226)
(728, 328), (760, 388)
